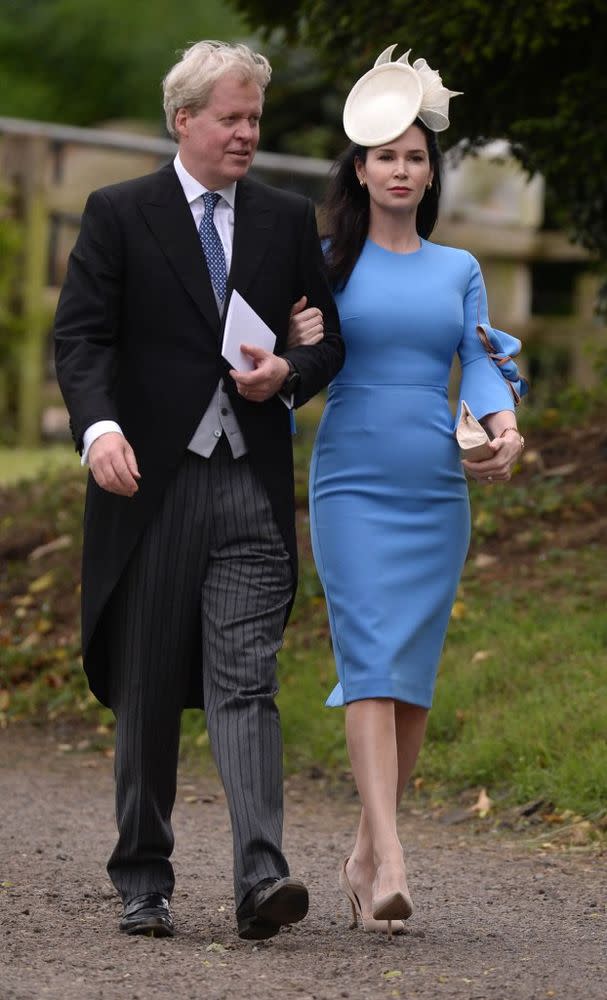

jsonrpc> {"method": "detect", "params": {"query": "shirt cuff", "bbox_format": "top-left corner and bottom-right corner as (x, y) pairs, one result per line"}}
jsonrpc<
(81, 420), (123, 465)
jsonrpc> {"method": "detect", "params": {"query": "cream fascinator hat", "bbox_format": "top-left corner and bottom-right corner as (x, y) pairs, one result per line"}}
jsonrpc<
(343, 44), (462, 147)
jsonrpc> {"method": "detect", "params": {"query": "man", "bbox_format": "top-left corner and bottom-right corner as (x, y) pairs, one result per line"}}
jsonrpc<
(54, 40), (343, 941)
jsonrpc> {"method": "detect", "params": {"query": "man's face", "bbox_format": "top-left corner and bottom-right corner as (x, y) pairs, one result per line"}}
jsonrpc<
(175, 71), (263, 189)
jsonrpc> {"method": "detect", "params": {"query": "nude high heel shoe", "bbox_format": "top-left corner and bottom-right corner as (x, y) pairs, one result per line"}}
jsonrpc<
(339, 859), (406, 937)
(371, 865), (413, 939)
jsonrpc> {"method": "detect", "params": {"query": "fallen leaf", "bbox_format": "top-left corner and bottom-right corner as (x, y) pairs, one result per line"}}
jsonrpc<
(383, 970), (402, 980)
(472, 649), (491, 663)
(542, 812), (566, 825)
(543, 463), (577, 478)
(206, 942), (227, 953)
(471, 788), (492, 817)
(28, 535), (72, 561)
(566, 821), (593, 846)
(474, 553), (497, 569)
(11, 594), (34, 607)
(19, 632), (41, 650)
(450, 600), (466, 620)
(28, 572), (55, 594)
(184, 795), (199, 804)
(522, 448), (542, 467)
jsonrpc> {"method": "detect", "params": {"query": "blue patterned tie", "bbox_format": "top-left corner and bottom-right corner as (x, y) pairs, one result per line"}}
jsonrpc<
(198, 191), (227, 302)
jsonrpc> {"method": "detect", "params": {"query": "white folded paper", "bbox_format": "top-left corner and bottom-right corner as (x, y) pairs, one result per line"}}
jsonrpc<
(221, 289), (276, 371)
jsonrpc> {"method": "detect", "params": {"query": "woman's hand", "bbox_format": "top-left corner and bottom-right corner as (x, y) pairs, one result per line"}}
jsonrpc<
(287, 295), (324, 348)
(463, 428), (524, 484)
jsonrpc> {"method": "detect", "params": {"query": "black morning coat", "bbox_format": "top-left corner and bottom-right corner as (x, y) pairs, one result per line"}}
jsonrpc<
(54, 162), (344, 708)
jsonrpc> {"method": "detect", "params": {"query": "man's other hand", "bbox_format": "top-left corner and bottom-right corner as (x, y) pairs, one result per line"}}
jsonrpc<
(229, 346), (290, 402)
(88, 432), (141, 497)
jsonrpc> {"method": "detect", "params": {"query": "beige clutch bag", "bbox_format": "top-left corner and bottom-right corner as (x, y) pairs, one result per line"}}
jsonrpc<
(456, 400), (493, 461)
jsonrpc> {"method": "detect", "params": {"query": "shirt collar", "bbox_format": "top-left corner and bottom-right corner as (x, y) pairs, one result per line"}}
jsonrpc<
(173, 153), (236, 210)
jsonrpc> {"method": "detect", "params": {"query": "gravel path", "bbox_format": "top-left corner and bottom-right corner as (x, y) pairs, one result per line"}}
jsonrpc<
(1, 724), (605, 1000)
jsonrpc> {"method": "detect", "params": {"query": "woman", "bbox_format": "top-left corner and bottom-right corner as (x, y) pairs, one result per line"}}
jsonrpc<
(288, 47), (527, 937)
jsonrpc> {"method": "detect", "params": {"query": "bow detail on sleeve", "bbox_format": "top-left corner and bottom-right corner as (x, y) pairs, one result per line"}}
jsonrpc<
(476, 324), (529, 405)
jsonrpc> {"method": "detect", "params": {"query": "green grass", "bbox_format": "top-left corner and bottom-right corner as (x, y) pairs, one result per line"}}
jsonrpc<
(420, 549), (607, 817)
(0, 446), (77, 485)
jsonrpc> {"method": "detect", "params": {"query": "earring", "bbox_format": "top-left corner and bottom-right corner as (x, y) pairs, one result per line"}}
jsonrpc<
(426, 182), (432, 190)
(359, 179), (366, 188)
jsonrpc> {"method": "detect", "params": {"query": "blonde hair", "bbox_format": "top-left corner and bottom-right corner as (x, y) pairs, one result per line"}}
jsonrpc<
(162, 40), (272, 140)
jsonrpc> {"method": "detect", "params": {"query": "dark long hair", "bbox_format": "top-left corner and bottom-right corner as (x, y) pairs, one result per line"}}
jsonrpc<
(321, 119), (442, 290)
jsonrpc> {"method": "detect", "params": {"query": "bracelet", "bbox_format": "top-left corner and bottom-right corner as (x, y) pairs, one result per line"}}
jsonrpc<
(498, 426), (525, 450)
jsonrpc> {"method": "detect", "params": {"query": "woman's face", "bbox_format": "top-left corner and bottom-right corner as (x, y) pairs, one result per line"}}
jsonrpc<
(355, 124), (433, 216)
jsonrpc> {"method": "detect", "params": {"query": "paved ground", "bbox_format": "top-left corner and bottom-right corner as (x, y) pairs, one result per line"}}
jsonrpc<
(1, 724), (605, 1000)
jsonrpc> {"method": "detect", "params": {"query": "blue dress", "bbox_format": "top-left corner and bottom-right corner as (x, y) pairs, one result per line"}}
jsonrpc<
(309, 238), (515, 709)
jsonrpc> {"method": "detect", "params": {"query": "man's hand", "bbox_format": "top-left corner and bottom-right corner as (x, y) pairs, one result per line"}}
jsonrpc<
(229, 345), (290, 402)
(88, 432), (141, 497)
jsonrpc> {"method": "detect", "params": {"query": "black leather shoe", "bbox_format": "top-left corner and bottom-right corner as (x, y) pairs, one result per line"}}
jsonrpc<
(236, 877), (309, 940)
(119, 893), (174, 937)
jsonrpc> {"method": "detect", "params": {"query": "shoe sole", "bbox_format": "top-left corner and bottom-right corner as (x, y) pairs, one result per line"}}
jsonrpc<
(120, 916), (175, 938)
(237, 916), (281, 941)
(372, 890), (413, 922)
(238, 879), (309, 941)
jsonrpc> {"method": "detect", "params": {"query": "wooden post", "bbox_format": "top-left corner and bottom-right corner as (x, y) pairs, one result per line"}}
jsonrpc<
(18, 135), (50, 446)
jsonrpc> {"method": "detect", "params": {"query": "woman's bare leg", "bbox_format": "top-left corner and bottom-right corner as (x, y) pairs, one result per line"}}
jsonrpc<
(345, 699), (428, 917)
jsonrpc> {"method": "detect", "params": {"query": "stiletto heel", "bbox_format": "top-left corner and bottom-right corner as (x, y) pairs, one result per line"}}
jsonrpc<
(339, 858), (361, 929)
(339, 858), (406, 935)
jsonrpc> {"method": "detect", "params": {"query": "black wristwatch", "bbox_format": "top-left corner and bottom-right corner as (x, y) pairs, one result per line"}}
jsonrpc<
(282, 360), (301, 394)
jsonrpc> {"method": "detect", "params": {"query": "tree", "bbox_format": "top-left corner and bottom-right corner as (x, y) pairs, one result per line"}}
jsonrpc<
(0, 0), (246, 126)
(0, 3), (335, 163)
(233, 0), (607, 292)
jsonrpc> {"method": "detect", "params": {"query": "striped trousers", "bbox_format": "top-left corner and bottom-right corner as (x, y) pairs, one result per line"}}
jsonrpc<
(105, 440), (294, 908)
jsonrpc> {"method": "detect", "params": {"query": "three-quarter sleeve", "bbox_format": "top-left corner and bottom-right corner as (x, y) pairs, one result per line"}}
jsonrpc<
(457, 254), (516, 421)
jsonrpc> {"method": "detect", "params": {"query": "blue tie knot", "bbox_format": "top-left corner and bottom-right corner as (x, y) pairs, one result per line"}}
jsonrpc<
(202, 191), (221, 215)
